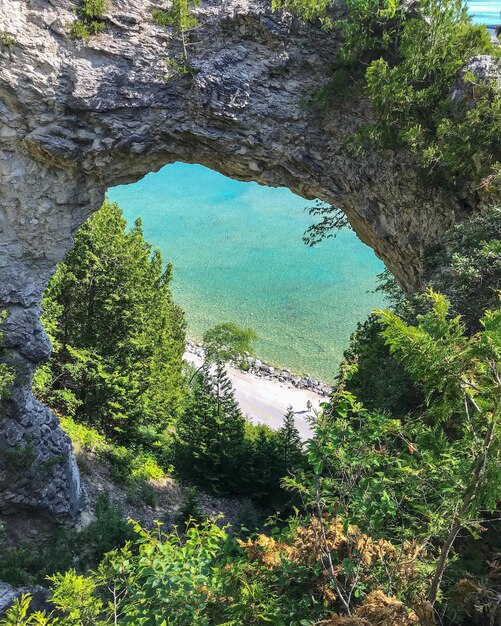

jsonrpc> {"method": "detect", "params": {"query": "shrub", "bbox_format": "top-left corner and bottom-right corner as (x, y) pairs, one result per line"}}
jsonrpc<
(177, 486), (206, 526)
(0, 313), (14, 402)
(126, 480), (158, 508)
(68, 0), (107, 40)
(60, 416), (106, 452)
(3, 442), (36, 472)
(107, 445), (165, 486)
(0, 32), (15, 49)
(275, 0), (500, 210)
(0, 494), (132, 586)
(426, 205), (501, 329)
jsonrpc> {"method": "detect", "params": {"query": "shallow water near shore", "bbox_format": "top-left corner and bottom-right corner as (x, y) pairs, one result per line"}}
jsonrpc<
(108, 163), (386, 383)
(468, 0), (500, 24)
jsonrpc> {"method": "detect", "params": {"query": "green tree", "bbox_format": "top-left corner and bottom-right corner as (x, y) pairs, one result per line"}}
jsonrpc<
(152, 0), (200, 72)
(379, 290), (501, 604)
(175, 357), (296, 499)
(276, 0), (500, 212)
(174, 362), (246, 494)
(188, 321), (257, 387)
(340, 202), (501, 418)
(364, 0), (497, 190)
(426, 205), (501, 330)
(341, 313), (423, 417)
(244, 424), (282, 500)
(277, 406), (304, 474)
(202, 322), (257, 366)
(36, 200), (186, 440)
(285, 291), (500, 613)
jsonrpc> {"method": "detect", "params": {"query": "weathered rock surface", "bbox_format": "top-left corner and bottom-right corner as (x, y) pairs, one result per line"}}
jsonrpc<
(0, 581), (50, 616)
(0, 0), (495, 523)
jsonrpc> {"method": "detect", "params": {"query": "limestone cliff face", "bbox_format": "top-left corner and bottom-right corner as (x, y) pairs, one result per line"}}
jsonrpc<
(0, 0), (485, 523)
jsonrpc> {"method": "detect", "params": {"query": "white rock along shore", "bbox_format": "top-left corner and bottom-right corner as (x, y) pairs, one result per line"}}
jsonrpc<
(184, 340), (332, 440)
(185, 339), (333, 397)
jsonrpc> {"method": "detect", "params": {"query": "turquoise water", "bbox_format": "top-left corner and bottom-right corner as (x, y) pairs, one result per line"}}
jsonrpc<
(108, 164), (386, 382)
(468, 0), (500, 24)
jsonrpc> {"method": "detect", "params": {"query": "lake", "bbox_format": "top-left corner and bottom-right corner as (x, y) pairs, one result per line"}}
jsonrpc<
(108, 164), (386, 383)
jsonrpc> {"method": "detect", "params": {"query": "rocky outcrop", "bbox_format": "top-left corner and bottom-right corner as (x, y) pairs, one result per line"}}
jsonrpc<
(0, 581), (50, 617)
(0, 0), (490, 523)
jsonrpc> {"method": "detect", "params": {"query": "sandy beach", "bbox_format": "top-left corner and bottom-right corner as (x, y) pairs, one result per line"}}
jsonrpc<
(184, 348), (327, 440)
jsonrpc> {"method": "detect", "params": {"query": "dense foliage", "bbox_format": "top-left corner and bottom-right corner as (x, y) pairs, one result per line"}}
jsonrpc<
(8, 290), (500, 625)
(33, 199), (303, 507)
(341, 313), (423, 416)
(11, 193), (500, 626)
(3, 2), (500, 623)
(174, 362), (304, 499)
(274, 0), (500, 201)
(427, 205), (501, 329)
(334, 204), (501, 420)
(363, 0), (499, 193)
(35, 200), (186, 441)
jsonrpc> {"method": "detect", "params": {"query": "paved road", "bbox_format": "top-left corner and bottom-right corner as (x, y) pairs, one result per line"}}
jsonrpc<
(184, 352), (324, 440)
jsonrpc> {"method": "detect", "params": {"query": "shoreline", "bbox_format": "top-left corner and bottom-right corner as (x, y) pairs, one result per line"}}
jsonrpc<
(185, 339), (333, 398)
(184, 340), (328, 439)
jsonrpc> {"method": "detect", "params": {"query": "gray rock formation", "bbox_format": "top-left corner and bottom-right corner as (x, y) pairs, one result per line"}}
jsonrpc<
(0, 581), (50, 617)
(0, 0), (493, 523)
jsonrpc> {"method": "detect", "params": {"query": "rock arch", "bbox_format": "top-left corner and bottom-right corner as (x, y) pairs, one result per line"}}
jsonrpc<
(0, 0), (464, 523)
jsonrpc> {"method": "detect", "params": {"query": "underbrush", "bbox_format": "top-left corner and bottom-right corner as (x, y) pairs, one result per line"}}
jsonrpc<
(0, 494), (133, 587)
(0, 418), (173, 587)
(0, 419), (261, 591)
(61, 416), (169, 508)
(6, 512), (500, 625)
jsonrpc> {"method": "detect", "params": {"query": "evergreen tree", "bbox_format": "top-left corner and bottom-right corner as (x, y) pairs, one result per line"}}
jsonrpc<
(35, 200), (186, 440)
(342, 314), (423, 417)
(245, 425), (282, 499)
(277, 406), (303, 474)
(174, 362), (246, 494)
(152, 0), (200, 72)
(427, 205), (501, 330)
